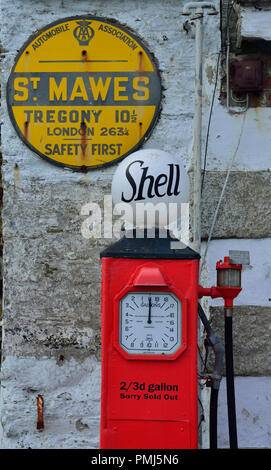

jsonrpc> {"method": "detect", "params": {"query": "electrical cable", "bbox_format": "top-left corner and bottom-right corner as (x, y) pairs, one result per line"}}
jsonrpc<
(198, 303), (224, 449)
(200, 108), (247, 274)
(198, 396), (205, 431)
(201, 1), (249, 274)
(201, 50), (221, 196)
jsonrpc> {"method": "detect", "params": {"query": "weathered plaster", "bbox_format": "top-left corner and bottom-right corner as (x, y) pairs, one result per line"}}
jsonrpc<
(238, 7), (271, 43)
(209, 306), (271, 376)
(201, 171), (271, 239)
(0, 356), (101, 448)
(217, 377), (271, 448)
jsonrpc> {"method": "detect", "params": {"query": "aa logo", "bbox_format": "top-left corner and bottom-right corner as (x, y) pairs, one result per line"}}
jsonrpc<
(73, 20), (95, 45)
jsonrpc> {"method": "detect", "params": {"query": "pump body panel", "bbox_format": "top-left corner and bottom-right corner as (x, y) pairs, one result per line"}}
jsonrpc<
(100, 244), (199, 449)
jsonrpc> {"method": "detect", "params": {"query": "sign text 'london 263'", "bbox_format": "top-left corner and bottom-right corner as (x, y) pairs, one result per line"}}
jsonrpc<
(7, 16), (161, 170)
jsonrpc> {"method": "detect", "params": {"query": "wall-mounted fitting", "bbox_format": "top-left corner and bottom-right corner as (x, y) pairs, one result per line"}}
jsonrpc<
(36, 394), (44, 431)
(230, 59), (264, 93)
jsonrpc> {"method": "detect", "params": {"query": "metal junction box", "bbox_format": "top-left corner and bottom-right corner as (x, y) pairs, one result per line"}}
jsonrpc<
(230, 59), (264, 93)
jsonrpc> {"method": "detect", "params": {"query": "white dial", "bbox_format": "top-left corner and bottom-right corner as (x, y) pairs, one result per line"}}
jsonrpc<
(119, 291), (182, 355)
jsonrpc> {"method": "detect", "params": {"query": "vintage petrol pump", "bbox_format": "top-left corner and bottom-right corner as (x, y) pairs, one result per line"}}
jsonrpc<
(100, 149), (199, 449)
(100, 232), (200, 449)
(99, 149), (243, 449)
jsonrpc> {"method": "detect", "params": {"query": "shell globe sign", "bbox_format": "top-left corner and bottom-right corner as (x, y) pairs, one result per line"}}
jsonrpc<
(7, 16), (161, 170)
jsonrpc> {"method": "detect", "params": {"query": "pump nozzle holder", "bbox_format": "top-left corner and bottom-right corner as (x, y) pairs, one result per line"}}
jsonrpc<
(216, 257), (242, 287)
(216, 256), (242, 306)
(198, 256), (242, 307)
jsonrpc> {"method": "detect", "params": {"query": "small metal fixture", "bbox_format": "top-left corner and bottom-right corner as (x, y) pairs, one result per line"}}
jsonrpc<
(230, 59), (264, 93)
(36, 394), (44, 431)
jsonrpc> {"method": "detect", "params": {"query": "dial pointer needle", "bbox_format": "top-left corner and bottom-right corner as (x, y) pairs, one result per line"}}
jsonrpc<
(148, 297), (152, 324)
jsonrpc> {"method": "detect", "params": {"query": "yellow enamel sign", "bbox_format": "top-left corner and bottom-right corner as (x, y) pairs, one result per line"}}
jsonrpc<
(7, 16), (161, 170)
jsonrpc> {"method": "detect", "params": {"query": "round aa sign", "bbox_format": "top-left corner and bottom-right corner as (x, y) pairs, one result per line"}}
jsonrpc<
(111, 149), (190, 228)
(6, 16), (161, 170)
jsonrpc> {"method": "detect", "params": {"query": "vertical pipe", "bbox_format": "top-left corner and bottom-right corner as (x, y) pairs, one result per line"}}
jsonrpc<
(182, 3), (218, 254)
(193, 10), (203, 254)
(226, 13), (231, 111)
(224, 308), (238, 448)
(209, 388), (219, 449)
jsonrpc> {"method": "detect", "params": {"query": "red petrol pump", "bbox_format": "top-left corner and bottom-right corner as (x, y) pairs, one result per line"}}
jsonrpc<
(100, 237), (243, 449)
(100, 232), (200, 449)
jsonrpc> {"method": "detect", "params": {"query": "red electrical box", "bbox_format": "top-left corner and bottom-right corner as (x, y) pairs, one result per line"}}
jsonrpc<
(100, 233), (200, 449)
(230, 59), (263, 93)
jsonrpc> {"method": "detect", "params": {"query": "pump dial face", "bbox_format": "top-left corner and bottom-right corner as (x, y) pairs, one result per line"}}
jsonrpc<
(119, 292), (182, 355)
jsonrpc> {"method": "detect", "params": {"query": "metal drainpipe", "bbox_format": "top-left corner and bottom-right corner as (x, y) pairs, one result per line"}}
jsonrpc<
(182, 2), (219, 450)
(182, 2), (218, 254)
